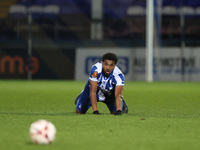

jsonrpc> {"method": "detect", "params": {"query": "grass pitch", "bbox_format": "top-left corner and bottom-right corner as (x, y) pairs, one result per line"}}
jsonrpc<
(0, 80), (200, 150)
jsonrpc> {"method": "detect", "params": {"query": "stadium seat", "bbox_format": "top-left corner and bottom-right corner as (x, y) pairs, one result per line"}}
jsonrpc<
(9, 4), (27, 19)
(178, 6), (195, 17)
(59, 5), (91, 40)
(33, 0), (89, 6)
(34, 0), (63, 6)
(60, 5), (90, 17)
(104, 7), (127, 19)
(27, 5), (43, 20)
(27, 5), (44, 38)
(179, 6), (199, 39)
(127, 6), (145, 16)
(162, 1), (180, 7)
(17, 0), (33, 6)
(189, 7), (200, 38)
(162, 6), (178, 16)
(33, 0), (51, 6)
(43, 5), (60, 19)
(104, 0), (135, 7)
(42, 5), (60, 39)
(8, 4), (28, 38)
(161, 6), (180, 40)
(60, 5), (84, 15)
(124, 5), (146, 40)
(195, 7), (200, 16)
(184, 0), (200, 7)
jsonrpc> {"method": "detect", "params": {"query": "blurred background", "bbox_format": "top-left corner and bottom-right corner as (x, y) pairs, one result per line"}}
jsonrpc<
(0, 0), (200, 81)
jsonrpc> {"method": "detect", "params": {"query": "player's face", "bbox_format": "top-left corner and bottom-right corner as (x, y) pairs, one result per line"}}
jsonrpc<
(102, 59), (116, 77)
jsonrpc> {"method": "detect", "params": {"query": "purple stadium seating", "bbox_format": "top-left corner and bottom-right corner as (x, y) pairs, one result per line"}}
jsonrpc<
(60, 6), (83, 15)
(33, 0), (90, 6)
(60, 5), (90, 16)
(27, 5), (43, 19)
(103, 0), (139, 7)
(17, 0), (33, 6)
(104, 7), (127, 19)
(10, 0), (200, 41)
(43, 5), (60, 19)
(180, 0), (200, 7)
(162, 0), (200, 7)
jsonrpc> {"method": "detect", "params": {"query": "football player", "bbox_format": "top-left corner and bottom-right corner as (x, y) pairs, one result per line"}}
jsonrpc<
(75, 53), (128, 115)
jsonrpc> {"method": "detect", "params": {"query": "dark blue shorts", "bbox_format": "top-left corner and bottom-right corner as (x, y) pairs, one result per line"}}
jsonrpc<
(75, 90), (124, 113)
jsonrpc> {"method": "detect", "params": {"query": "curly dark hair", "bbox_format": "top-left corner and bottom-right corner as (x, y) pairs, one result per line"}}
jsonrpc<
(102, 53), (118, 64)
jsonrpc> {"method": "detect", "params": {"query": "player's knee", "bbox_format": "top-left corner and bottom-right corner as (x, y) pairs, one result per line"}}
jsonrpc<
(76, 108), (86, 114)
(76, 108), (81, 114)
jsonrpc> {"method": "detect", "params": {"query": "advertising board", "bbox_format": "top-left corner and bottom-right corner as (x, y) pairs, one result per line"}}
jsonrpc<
(76, 47), (200, 81)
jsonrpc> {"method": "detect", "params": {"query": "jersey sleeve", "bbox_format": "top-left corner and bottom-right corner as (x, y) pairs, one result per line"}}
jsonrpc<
(115, 73), (125, 86)
(89, 65), (98, 82)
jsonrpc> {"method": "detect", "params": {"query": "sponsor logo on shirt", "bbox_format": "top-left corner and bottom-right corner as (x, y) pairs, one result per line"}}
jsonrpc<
(92, 71), (98, 78)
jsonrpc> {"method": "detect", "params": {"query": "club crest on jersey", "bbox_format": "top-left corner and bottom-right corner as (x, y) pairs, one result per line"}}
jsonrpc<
(92, 71), (98, 78)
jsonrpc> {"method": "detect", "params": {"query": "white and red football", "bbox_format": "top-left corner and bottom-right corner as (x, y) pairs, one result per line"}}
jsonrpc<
(29, 119), (56, 144)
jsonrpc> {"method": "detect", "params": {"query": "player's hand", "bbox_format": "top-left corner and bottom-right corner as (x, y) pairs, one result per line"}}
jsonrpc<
(114, 110), (122, 115)
(93, 110), (100, 115)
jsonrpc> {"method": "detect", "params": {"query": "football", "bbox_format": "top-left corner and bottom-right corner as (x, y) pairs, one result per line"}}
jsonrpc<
(29, 119), (56, 144)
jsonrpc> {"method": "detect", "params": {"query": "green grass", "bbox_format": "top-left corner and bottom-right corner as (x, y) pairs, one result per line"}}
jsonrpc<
(0, 80), (200, 150)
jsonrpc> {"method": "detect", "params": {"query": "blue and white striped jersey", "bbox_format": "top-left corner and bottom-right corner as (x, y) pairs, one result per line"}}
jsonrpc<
(85, 62), (125, 101)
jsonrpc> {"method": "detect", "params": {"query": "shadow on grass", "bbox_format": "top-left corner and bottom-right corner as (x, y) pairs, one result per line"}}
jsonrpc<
(0, 111), (135, 116)
(0, 111), (77, 116)
(25, 141), (54, 146)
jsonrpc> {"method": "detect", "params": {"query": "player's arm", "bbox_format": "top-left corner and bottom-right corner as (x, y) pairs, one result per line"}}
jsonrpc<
(115, 85), (124, 112)
(89, 80), (99, 113)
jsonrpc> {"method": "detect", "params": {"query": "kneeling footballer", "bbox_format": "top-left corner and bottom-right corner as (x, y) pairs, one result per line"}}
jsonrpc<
(75, 52), (128, 115)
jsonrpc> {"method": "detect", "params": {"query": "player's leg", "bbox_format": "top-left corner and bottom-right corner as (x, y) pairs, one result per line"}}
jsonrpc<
(105, 96), (128, 114)
(121, 96), (128, 114)
(104, 101), (116, 114)
(75, 90), (91, 114)
(75, 90), (83, 105)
